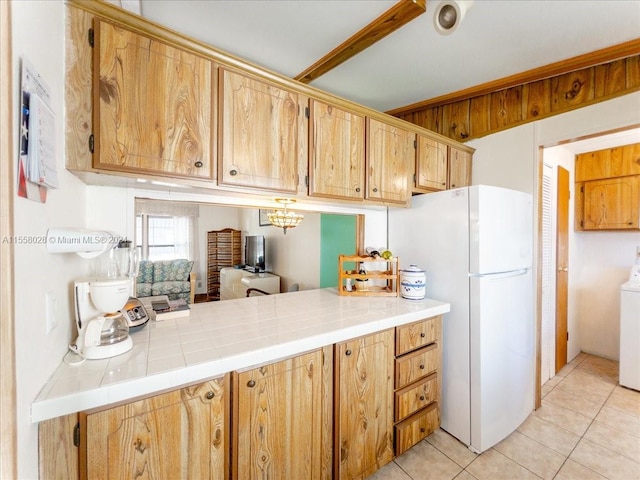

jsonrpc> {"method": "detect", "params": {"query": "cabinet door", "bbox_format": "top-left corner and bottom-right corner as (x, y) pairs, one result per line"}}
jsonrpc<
(448, 146), (472, 189)
(309, 100), (365, 200)
(366, 118), (414, 204)
(93, 20), (213, 179)
(82, 377), (226, 480)
(415, 135), (447, 192)
(582, 176), (639, 230)
(335, 329), (394, 479)
(219, 67), (299, 193)
(234, 349), (325, 480)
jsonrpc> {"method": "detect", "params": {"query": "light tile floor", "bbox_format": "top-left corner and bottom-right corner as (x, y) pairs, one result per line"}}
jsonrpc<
(370, 353), (640, 480)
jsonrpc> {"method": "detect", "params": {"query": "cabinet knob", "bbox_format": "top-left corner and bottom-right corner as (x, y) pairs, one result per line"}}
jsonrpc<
(205, 391), (215, 400)
(345, 349), (352, 356)
(451, 184), (456, 188)
(420, 427), (426, 433)
(419, 364), (425, 370)
(194, 160), (204, 168)
(355, 187), (361, 193)
(420, 395), (425, 401)
(247, 380), (256, 388)
(230, 169), (238, 176)
(372, 187), (378, 193)
(420, 332), (426, 338)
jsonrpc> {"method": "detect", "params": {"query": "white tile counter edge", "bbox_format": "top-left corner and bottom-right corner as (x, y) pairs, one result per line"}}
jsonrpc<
(32, 288), (450, 423)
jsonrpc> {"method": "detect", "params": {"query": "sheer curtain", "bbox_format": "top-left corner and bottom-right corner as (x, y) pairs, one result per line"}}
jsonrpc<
(135, 199), (200, 264)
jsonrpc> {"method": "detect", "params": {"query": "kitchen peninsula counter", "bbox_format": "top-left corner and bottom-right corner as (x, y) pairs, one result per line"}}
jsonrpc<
(31, 288), (449, 422)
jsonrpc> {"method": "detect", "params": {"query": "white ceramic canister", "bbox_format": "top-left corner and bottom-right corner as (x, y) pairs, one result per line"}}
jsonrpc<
(399, 264), (426, 300)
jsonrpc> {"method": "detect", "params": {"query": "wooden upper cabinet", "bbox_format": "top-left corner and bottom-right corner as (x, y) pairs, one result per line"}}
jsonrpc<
(81, 377), (227, 480)
(415, 135), (448, 192)
(308, 99), (365, 200)
(218, 67), (299, 193)
(335, 329), (395, 479)
(575, 143), (640, 182)
(448, 146), (472, 189)
(579, 176), (639, 230)
(93, 19), (213, 179)
(233, 349), (328, 480)
(366, 118), (415, 204)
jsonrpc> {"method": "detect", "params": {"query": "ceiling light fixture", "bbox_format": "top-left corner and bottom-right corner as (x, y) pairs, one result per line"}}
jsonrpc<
(433, 0), (474, 35)
(267, 198), (304, 235)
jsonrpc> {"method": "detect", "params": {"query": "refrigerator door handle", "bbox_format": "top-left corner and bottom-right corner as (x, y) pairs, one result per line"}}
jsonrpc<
(469, 268), (530, 279)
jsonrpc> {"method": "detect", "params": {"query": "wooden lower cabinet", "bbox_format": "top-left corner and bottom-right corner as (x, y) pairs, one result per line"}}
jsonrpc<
(334, 329), (395, 480)
(394, 316), (442, 456)
(80, 376), (227, 480)
(39, 317), (444, 480)
(232, 347), (333, 480)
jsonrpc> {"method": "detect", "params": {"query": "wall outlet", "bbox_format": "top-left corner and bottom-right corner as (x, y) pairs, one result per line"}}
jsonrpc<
(45, 291), (58, 334)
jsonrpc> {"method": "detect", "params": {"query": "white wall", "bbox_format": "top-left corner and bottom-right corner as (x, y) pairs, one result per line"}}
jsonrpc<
(12, 2), (89, 478)
(466, 91), (640, 362)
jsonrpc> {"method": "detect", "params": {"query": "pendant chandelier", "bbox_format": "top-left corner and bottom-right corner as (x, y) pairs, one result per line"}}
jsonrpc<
(267, 198), (304, 235)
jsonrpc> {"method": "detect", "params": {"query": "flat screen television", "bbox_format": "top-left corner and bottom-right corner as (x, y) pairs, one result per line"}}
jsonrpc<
(244, 235), (266, 273)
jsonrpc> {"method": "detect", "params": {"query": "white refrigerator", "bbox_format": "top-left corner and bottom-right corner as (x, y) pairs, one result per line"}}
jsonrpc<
(389, 185), (534, 453)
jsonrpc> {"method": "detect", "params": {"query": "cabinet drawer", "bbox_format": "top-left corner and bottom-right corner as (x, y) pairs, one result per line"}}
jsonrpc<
(395, 402), (439, 456)
(395, 343), (439, 389)
(395, 373), (438, 422)
(396, 316), (440, 355)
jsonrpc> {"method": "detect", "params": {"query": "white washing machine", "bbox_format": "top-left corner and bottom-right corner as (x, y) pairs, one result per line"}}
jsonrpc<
(620, 274), (640, 391)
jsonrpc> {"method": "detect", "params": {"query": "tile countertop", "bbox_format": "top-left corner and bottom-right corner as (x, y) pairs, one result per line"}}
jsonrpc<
(31, 288), (450, 423)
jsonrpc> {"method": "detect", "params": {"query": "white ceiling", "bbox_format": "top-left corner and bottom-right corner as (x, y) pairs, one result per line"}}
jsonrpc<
(137, 0), (640, 113)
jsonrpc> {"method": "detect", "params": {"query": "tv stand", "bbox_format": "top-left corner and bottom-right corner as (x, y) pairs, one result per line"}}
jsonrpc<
(220, 268), (280, 300)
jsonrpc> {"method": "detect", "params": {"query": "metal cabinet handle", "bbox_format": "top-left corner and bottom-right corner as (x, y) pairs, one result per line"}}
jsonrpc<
(419, 395), (425, 401)
(373, 187), (378, 193)
(247, 380), (256, 388)
(194, 160), (204, 168)
(355, 187), (361, 193)
(230, 169), (238, 176)
(205, 391), (215, 400)
(419, 364), (425, 370)
(345, 349), (352, 356)
(420, 332), (426, 338)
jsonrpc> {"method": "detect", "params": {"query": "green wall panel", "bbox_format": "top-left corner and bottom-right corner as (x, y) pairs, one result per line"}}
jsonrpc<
(320, 214), (356, 288)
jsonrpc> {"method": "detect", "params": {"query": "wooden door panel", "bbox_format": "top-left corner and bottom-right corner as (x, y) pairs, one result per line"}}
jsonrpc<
(84, 379), (224, 480)
(555, 166), (569, 372)
(235, 350), (322, 480)
(309, 100), (365, 200)
(94, 20), (213, 179)
(366, 118), (413, 204)
(219, 68), (299, 192)
(335, 329), (394, 479)
(415, 135), (447, 191)
(448, 146), (472, 189)
(583, 176), (639, 229)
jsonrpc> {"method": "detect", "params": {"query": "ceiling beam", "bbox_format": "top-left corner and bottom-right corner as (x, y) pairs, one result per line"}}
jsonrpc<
(387, 37), (640, 115)
(294, 0), (426, 84)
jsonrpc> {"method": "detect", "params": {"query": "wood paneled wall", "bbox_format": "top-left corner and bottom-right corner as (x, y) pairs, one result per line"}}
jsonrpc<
(390, 46), (640, 143)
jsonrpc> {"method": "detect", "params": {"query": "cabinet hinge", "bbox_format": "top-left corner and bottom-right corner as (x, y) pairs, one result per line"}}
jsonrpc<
(580, 185), (584, 193)
(414, 139), (417, 149)
(413, 173), (416, 183)
(304, 175), (309, 187)
(89, 134), (94, 153)
(73, 422), (80, 447)
(88, 28), (94, 48)
(305, 106), (310, 119)
(580, 220), (584, 227)
(567, 332), (569, 341)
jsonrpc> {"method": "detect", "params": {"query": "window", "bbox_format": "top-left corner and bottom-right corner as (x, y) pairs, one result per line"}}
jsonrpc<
(135, 199), (200, 263)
